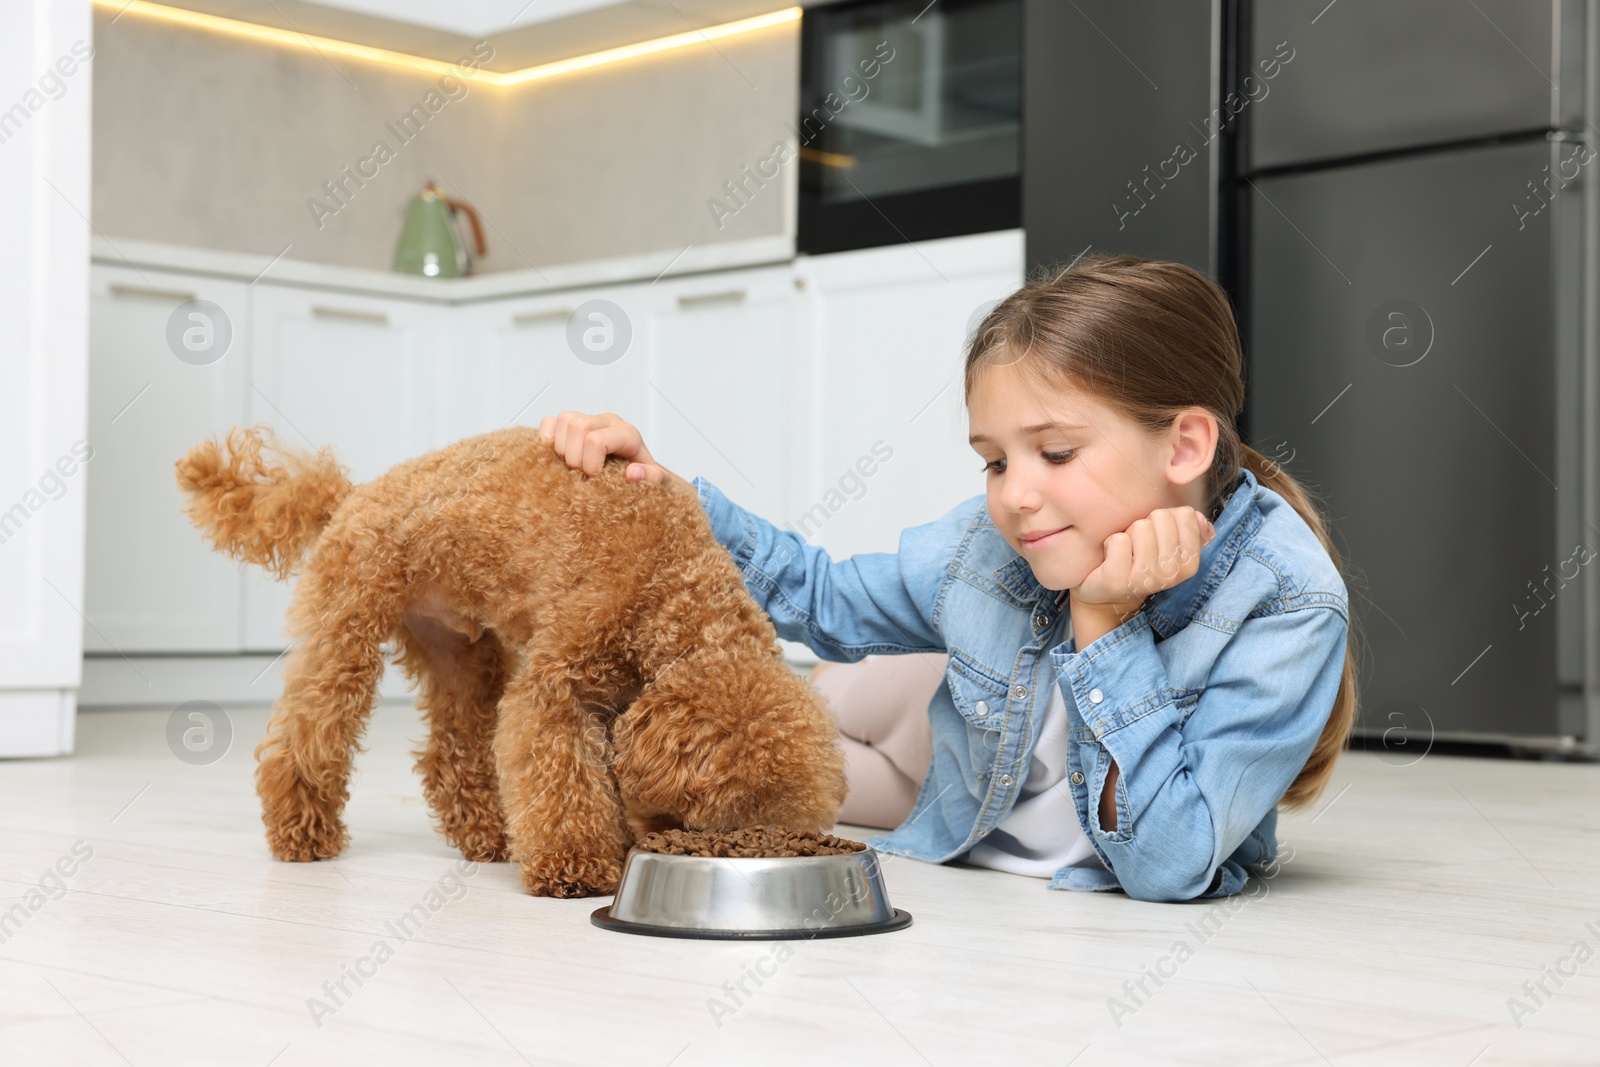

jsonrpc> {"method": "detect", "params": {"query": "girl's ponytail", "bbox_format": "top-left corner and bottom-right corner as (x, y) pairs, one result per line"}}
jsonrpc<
(1236, 442), (1361, 808)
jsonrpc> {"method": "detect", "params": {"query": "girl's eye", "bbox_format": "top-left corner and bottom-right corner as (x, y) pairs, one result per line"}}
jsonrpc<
(981, 449), (1075, 475)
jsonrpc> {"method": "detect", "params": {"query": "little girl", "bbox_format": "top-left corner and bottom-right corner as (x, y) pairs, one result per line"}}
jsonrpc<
(540, 253), (1357, 902)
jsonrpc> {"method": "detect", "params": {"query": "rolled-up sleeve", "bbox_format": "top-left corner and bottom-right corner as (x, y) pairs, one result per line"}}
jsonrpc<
(692, 476), (972, 661)
(1060, 599), (1349, 902)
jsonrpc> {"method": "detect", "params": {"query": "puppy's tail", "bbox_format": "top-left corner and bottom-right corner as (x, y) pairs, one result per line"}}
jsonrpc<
(175, 424), (352, 580)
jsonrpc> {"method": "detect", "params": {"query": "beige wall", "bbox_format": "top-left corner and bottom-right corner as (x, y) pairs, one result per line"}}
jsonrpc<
(90, 9), (798, 273)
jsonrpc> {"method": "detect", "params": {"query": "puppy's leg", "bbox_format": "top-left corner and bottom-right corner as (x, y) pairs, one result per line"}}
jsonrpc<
(394, 619), (511, 862)
(494, 653), (630, 898)
(256, 549), (400, 862)
(256, 625), (389, 863)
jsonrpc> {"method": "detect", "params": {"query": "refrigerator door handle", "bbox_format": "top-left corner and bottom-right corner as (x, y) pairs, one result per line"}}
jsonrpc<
(1553, 0), (1587, 133)
(1550, 127), (1594, 738)
(1577, 0), (1600, 746)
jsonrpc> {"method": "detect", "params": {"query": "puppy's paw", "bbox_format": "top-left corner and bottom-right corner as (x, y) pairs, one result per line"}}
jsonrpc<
(454, 829), (512, 863)
(265, 817), (349, 862)
(257, 753), (349, 861)
(519, 853), (622, 898)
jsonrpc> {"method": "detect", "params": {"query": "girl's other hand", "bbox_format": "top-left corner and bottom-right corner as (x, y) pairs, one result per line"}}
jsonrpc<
(537, 410), (681, 486)
(1074, 505), (1216, 617)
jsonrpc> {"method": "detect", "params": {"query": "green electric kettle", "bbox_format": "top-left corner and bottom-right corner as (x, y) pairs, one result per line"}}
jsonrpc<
(393, 180), (487, 278)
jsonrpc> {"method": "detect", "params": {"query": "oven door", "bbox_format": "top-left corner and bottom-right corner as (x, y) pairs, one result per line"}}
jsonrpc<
(797, 0), (1022, 255)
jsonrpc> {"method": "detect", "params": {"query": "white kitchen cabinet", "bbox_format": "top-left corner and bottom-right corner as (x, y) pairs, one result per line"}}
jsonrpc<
(456, 263), (802, 525)
(85, 266), (248, 653)
(1, 0), (91, 753)
(242, 286), (443, 650)
(450, 286), (653, 442)
(791, 229), (1025, 558)
(644, 266), (801, 525)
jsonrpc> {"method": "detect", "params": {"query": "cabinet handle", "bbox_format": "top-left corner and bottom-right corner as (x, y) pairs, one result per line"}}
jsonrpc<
(109, 283), (196, 303)
(312, 305), (389, 325)
(677, 288), (748, 308)
(512, 308), (574, 326)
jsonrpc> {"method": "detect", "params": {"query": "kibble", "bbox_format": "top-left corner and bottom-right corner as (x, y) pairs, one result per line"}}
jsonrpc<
(635, 826), (867, 858)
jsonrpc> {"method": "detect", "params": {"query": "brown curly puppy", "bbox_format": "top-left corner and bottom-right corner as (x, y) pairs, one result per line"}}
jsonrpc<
(175, 424), (848, 897)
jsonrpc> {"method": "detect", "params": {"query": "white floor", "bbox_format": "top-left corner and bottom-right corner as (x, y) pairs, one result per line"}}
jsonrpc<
(1, 703), (1597, 1067)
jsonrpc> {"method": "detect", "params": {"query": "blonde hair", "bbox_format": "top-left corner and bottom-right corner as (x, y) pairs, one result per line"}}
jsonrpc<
(964, 253), (1359, 808)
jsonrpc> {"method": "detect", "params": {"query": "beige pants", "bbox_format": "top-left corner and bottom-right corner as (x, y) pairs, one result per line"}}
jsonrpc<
(808, 653), (946, 830)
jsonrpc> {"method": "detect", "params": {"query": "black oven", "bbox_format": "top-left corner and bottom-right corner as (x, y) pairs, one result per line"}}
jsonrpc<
(796, 0), (1023, 255)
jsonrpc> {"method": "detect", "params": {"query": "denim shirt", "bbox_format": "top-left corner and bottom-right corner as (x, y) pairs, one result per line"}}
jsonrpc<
(691, 466), (1350, 902)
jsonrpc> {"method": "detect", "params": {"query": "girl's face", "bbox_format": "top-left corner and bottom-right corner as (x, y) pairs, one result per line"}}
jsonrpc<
(966, 360), (1210, 593)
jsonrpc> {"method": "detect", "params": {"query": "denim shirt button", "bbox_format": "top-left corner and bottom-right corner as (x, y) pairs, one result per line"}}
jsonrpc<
(973, 700), (989, 717)
(999, 774), (1014, 787)
(1011, 685), (1028, 700)
(1070, 771), (1085, 785)
(1088, 687), (1105, 704)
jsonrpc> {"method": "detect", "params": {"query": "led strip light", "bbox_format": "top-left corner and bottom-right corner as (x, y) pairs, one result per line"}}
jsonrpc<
(92, 1), (802, 86)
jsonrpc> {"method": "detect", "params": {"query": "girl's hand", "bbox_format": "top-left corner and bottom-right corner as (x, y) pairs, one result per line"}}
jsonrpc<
(537, 410), (682, 486)
(1073, 506), (1216, 619)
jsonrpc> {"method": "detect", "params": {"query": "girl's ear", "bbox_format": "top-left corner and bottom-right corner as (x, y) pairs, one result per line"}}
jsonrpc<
(1167, 408), (1218, 486)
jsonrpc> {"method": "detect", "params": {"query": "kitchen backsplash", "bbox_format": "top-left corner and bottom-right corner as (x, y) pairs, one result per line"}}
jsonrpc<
(89, 7), (798, 274)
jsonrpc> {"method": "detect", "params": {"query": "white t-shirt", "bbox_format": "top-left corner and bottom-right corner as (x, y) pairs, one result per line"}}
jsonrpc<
(963, 621), (1103, 878)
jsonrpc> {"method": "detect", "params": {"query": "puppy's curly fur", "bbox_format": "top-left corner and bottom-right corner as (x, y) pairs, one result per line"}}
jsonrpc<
(176, 424), (848, 897)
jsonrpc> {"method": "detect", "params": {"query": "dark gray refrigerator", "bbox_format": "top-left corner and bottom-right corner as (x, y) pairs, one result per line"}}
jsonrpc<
(1238, 0), (1599, 753)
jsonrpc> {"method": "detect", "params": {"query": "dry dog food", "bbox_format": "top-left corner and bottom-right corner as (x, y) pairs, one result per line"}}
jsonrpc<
(636, 826), (867, 858)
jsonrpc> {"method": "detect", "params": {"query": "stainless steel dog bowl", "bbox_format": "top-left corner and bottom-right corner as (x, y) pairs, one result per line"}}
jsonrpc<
(590, 845), (912, 940)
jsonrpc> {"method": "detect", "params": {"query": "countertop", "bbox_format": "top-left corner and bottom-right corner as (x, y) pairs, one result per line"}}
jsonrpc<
(90, 233), (797, 305)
